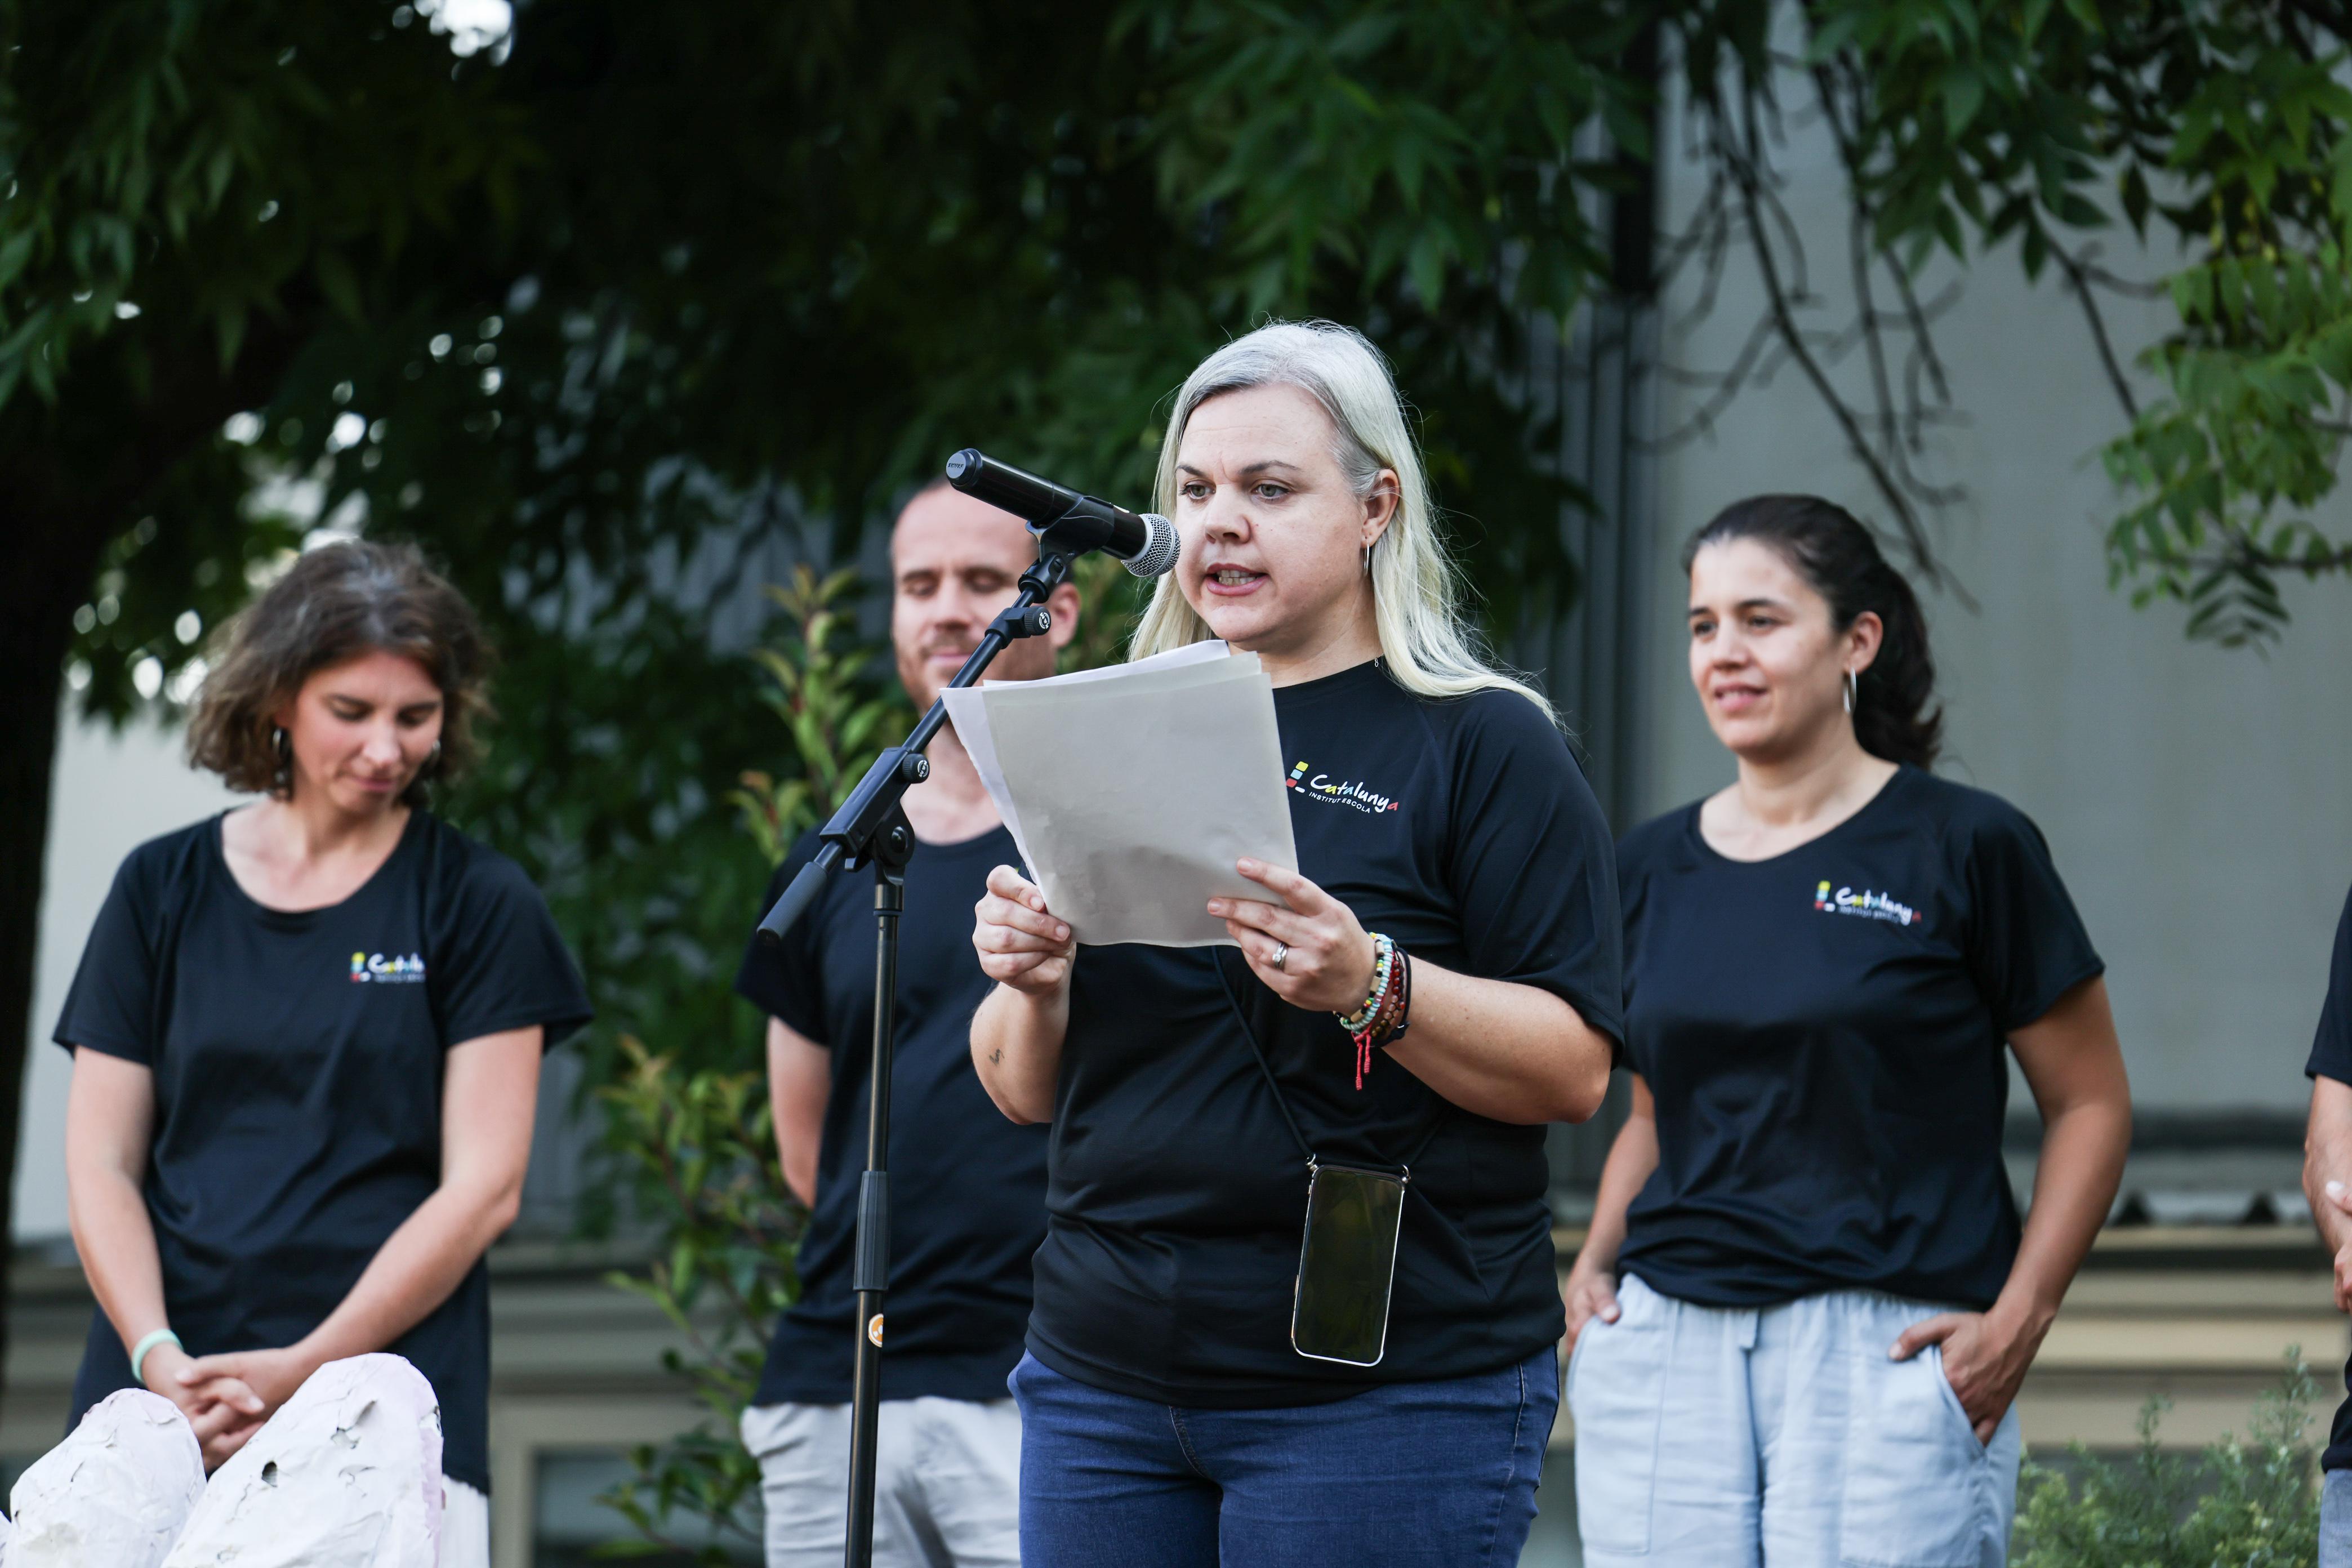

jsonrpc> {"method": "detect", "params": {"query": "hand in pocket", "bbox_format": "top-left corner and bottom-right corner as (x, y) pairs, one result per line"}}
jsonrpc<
(1888, 1309), (2037, 1445)
(1562, 1264), (1621, 1355)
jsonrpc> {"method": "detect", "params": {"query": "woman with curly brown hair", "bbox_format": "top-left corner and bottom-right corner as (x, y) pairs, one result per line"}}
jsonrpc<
(53, 540), (589, 1564)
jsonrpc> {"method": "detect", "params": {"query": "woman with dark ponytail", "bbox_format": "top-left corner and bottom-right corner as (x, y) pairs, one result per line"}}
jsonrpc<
(1562, 497), (2132, 1567)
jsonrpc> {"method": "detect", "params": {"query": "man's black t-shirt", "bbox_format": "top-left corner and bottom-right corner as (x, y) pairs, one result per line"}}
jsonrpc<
(736, 825), (1048, 1406)
(2302, 883), (2352, 1470)
(1027, 660), (1624, 1407)
(54, 811), (592, 1495)
(1614, 766), (2104, 1310)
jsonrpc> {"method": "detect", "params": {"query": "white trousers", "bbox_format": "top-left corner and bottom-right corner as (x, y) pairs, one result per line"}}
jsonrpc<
(439, 1478), (491, 1567)
(1568, 1275), (2021, 1568)
(6, 1355), (486, 1567)
(741, 1397), (1022, 1568)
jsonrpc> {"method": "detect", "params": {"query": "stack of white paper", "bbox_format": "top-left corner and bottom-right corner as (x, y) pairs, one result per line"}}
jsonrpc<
(941, 642), (1297, 947)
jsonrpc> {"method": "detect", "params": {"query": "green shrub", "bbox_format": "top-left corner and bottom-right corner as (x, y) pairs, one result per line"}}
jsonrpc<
(2010, 1353), (2321, 1567)
(593, 1036), (802, 1561)
(595, 566), (903, 1563)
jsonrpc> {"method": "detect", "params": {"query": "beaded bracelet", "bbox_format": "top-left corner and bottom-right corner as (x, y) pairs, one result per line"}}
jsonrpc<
(1376, 946), (1412, 1049)
(1360, 948), (1410, 1049)
(1336, 934), (1411, 1089)
(1335, 934), (1396, 1034)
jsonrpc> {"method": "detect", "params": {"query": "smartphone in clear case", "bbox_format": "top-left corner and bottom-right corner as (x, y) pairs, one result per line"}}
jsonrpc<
(1290, 1160), (1407, 1367)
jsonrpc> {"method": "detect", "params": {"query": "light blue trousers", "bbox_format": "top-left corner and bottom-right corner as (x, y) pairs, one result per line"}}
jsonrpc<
(1567, 1275), (2020, 1568)
(2322, 1468), (2352, 1568)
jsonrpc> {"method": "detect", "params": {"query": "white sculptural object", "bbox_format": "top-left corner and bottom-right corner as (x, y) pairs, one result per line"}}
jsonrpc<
(10, 1388), (206, 1568)
(161, 1353), (445, 1568)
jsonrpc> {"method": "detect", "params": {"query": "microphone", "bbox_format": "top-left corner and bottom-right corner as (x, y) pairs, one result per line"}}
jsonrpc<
(944, 449), (1180, 577)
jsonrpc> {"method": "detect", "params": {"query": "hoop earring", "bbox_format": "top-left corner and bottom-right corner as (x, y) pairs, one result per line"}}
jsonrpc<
(271, 725), (293, 795)
(1843, 670), (1857, 715)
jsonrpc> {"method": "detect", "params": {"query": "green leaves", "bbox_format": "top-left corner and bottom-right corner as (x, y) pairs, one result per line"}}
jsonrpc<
(1788, 0), (2352, 644)
(595, 1034), (803, 1560)
(2097, 227), (2352, 645)
(729, 566), (908, 870)
(1132, 0), (1638, 324)
(2011, 1355), (2319, 1565)
(0, 2), (532, 418)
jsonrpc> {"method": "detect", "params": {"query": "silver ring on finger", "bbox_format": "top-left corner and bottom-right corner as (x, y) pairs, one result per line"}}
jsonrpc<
(1269, 942), (1288, 971)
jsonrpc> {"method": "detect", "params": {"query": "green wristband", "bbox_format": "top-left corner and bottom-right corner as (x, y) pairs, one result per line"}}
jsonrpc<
(130, 1328), (181, 1384)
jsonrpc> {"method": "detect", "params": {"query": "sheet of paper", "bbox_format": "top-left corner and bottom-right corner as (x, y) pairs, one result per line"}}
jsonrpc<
(941, 645), (1297, 947)
(1023, 638), (1232, 688)
(941, 681), (1032, 866)
(939, 641), (1248, 872)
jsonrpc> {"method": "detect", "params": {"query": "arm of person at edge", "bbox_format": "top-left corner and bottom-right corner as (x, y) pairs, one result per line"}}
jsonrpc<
(1561, 1074), (1660, 1352)
(65, 1049), (268, 1464)
(970, 857), (1616, 1128)
(768, 1016), (830, 1209)
(1891, 974), (2132, 1443)
(2301, 1075), (2352, 1312)
(168, 1025), (545, 1466)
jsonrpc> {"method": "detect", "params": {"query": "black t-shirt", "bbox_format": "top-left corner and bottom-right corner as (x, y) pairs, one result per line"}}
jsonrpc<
(1027, 660), (1624, 1407)
(53, 811), (591, 1495)
(736, 825), (1049, 1407)
(1614, 766), (2104, 1310)
(2302, 883), (2352, 1470)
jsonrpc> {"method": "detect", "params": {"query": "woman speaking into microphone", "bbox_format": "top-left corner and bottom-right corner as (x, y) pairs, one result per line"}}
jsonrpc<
(969, 320), (1623, 1567)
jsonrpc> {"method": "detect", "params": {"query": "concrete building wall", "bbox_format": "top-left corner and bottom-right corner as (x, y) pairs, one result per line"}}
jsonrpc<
(1635, 82), (2352, 1113)
(18, 714), (237, 1242)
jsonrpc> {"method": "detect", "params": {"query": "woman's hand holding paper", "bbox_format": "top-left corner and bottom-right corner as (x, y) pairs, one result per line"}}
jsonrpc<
(974, 865), (1076, 996)
(1208, 858), (1378, 1013)
(972, 866), (1077, 1124)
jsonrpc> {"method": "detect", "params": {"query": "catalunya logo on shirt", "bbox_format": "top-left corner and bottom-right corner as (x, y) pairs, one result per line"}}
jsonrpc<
(1812, 879), (1919, 928)
(350, 950), (428, 984)
(1285, 759), (1402, 814)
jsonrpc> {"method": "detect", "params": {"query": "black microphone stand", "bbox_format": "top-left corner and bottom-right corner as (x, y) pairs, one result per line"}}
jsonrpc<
(755, 533), (1080, 1568)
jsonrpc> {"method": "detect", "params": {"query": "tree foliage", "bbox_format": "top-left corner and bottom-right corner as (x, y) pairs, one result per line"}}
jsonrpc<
(6, 0), (1654, 1137)
(1705, 0), (2352, 644)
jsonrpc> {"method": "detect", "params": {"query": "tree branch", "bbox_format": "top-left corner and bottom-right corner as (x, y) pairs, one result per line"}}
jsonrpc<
(2052, 243), (2142, 424)
(1694, 79), (1962, 595)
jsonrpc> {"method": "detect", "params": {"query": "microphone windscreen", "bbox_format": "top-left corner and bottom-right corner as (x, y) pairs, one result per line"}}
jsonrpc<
(1123, 514), (1181, 578)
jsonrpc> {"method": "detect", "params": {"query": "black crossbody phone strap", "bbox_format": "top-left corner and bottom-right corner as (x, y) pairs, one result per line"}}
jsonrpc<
(1208, 947), (1443, 1177)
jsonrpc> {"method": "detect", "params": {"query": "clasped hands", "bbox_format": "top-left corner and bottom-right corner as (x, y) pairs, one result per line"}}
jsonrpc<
(141, 1340), (315, 1469)
(974, 857), (1377, 1011)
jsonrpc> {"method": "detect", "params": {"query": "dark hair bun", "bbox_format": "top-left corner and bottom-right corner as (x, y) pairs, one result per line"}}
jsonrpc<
(1681, 496), (1943, 769)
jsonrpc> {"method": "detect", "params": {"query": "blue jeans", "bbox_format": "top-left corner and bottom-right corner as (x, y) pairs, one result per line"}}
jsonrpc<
(1009, 1346), (1558, 1567)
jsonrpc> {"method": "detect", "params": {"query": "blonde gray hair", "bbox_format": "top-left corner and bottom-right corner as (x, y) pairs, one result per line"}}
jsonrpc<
(1130, 320), (1553, 719)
